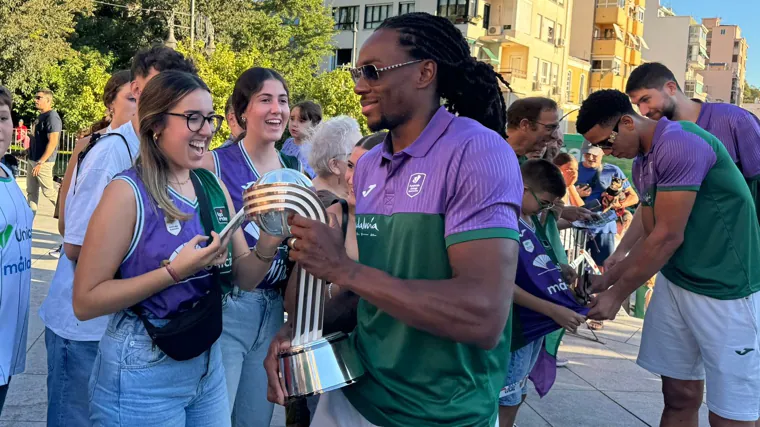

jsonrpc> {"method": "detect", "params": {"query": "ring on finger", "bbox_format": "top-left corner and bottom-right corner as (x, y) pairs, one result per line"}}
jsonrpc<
(288, 237), (298, 250)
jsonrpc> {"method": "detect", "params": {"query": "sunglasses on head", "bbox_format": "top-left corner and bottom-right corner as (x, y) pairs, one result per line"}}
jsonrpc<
(349, 60), (423, 84)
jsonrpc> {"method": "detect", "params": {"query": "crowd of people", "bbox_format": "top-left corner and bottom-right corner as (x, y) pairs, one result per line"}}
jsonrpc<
(1, 10), (760, 427)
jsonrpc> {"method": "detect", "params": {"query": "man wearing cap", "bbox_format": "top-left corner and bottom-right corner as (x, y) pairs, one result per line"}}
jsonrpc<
(576, 144), (638, 270)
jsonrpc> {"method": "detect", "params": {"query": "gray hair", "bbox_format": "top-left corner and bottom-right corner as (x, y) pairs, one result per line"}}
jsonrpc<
(306, 116), (362, 177)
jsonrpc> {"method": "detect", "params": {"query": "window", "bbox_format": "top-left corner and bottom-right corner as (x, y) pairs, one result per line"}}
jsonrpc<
(399, 1), (414, 15)
(534, 14), (543, 39)
(365, 4), (392, 29)
(540, 61), (550, 84)
(596, 0), (625, 7)
(332, 49), (353, 69)
(591, 59), (619, 71)
(551, 63), (559, 91)
(482, 3), (491, 29)
(720, 29), (726, 35)
(333, 6), (359, 30)
(733, 54), (739, 63)
(544, 18), (556, 43)
(593, 26), (600, 38)
(566, 70), (573, 100)
(556, 23), (563, 44)
(579, 75), (586, 102)
(636, 6), (644, 22)
(532, 57), (540, 82)
(437, 0), (472, 22)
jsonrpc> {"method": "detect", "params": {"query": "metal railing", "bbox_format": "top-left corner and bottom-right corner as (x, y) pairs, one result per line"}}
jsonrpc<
(9, 127), (78, 177)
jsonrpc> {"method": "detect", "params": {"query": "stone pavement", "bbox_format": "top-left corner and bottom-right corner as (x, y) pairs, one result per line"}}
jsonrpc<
(1, 179), (711, 427)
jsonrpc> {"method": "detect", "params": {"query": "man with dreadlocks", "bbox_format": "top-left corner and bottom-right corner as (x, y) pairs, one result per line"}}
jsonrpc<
(264, 12), (521, 427)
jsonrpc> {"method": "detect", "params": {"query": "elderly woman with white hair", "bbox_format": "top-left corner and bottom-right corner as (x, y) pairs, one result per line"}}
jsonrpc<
(306, 115), (363, 201)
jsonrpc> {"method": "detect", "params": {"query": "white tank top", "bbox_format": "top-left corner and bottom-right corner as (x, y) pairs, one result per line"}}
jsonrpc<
(0, 163), (34, 385)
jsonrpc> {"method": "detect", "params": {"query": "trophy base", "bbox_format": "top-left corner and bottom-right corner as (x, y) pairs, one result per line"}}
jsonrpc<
(279, 332), (365, 402)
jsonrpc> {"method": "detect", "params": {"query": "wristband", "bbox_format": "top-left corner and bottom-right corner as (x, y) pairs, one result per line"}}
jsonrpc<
(165, 264), (181, 283)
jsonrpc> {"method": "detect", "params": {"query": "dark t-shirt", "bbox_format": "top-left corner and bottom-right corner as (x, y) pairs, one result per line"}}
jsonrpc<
(30, 110), (62, 163)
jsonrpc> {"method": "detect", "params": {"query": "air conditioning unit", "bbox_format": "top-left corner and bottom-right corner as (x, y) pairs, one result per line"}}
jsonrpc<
(556, 38), (565, 47)
(488, 26), (503, 36)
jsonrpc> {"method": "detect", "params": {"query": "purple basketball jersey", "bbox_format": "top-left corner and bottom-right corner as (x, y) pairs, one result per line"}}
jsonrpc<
(115, 168), (216, 318)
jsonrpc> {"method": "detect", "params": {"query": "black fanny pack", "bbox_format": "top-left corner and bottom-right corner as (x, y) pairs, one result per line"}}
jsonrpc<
(131, 172), (223, 361)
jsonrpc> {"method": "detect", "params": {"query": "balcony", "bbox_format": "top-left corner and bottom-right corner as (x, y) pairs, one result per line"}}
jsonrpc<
(591, 70), (625, 91)
(593, 37), (625, 58)
(595, 7), (628, 27)
(500, 68), (528, 84)
(632, 19), (644, 37)
(688, 55), (706, 70)
(628, 48), (641, 65)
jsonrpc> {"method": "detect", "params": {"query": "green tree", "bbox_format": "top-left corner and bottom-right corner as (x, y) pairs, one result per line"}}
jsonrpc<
(37, 49), (113, 134)
(0, 0), (90, 94)
(743, 80), (760, 104)
(301, 68), (369, 135)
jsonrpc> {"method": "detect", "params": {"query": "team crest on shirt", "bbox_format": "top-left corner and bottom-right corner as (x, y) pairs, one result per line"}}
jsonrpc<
(165, 219), (182, 236)
(406, 173), (426, 198)
(522, 239), (535, 253)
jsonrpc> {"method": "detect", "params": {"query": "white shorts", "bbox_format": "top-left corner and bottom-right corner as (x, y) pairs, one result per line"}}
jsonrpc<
(311, 390), (499, 427)
(637, 273), (760, 421)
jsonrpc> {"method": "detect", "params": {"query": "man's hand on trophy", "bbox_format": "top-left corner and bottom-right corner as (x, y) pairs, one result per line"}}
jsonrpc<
(287, 213), (357, 285)
(265, 323), (292, 406)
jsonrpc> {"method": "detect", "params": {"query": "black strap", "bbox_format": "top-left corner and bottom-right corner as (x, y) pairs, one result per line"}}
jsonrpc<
(338, 199), (349, 243)
(74, 132), (133, 195)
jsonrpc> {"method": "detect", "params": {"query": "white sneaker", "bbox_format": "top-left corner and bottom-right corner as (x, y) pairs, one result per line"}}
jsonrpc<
(556, 357), (569, 368)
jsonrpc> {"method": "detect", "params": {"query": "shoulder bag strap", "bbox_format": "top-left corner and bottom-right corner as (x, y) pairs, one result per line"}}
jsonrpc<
(189, 171), (220, 286)
(74, 133), (133, 194)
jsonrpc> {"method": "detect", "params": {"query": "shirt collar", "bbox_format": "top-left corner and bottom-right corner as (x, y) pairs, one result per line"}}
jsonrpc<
(695, 102), (712, 127)
(380, 106), (455, 161)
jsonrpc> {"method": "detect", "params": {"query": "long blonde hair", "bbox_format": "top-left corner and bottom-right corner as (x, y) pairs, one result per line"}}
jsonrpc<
(136, 70), (210, 222)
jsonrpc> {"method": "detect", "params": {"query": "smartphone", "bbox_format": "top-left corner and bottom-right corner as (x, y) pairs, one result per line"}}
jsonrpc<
(219, 208), (246, 244)
(583, 199), (602, 212)
(571, 209), (617, 229)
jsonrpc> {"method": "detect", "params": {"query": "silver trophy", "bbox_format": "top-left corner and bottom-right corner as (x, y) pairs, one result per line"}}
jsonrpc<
(243, 169), (364, 401)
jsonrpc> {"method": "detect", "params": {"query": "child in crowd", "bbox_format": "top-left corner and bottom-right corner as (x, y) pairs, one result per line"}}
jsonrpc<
(280, 100), (321, 178)
(499, 159), (588, 427)
(0, 86), (34, 416)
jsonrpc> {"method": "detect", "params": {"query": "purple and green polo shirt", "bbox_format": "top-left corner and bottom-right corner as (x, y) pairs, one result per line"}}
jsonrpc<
(346, 107), (523, 426)
(696, 102), (760, 220)
(632, 118), (760, 300)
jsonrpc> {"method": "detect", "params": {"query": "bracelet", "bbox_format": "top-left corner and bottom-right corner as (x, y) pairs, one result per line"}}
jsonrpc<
(328, 283), (333, 299)
(253, 245), (276, 263)
(165, 264), (181, 283)
(232, 250), (251, 263)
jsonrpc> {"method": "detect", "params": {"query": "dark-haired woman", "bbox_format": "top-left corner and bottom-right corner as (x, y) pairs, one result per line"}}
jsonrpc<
(73, 71), (283, 426)
(265, 12), (521, 427)
(201, 68), (300, 426)
(281, 100), (322, 178)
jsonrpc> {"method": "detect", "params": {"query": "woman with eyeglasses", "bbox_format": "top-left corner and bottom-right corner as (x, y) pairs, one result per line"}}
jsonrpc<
(73, 71), (283, 426)
(200, 67), (301, 427)
(307, 115), (363, 202)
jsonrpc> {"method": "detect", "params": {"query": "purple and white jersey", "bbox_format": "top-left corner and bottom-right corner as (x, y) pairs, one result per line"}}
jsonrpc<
(696, 102), (760, 179)
(514, 218), (589, 346)
(114, 168), (216, 319)
(211, 141), (298, 289)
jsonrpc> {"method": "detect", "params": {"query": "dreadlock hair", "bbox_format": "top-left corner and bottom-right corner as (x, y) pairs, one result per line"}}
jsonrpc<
(625, 62), (681, 93)
(576, 89), (636, 135)
(378, 13), (508, 138)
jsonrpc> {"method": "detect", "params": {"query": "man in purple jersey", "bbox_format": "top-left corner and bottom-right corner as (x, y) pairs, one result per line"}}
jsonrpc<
(614, 62), (760, 270)
(265, 12), (521, 427)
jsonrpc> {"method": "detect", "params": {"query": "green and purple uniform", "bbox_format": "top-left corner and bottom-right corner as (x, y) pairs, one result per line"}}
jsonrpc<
(632, 118), (760, 299)
(346, 107), (523, 426)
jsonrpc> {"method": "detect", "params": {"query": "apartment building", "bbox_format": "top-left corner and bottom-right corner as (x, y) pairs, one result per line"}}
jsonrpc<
(570, 0), (646, 94)
(326, 0), (581, 124)
(641, 1), (708, 100)
(700, 17), (748, 105)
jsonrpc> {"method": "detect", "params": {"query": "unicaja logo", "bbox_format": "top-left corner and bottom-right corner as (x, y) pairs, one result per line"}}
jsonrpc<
(356, 216), (379, 237)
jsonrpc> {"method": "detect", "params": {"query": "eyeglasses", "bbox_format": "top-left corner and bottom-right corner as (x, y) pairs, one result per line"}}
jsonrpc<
(525, 186), (555, 211)
(535, 121), (560, 132)
(349, 60), (423, 84)
(165, 112), (224, 133)
(593, 118), (620, 150)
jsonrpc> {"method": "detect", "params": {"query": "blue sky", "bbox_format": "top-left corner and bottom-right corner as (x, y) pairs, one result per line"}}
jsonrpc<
(660, 0), (760, 86)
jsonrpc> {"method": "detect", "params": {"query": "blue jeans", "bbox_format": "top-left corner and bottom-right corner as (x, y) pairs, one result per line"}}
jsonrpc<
(89, 311), (230, 427)
(220, 288), (284, 427)
(499, 338), (544, 407)
(45, 327), (100, 427)
(587, 232), (616, 267)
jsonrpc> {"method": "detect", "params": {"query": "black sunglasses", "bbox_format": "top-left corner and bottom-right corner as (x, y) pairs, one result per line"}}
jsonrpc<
(349, 60), (423, 84)
(166, 112), (224, 133)
(593, 118), (621, 150)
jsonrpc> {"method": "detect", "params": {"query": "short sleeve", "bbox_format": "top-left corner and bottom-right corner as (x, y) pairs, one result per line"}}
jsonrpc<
(444, 133), (522, 247)
(655, 135), (717, 192)
(49, 112), (63, 133)
(733, 111), (760, 180)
